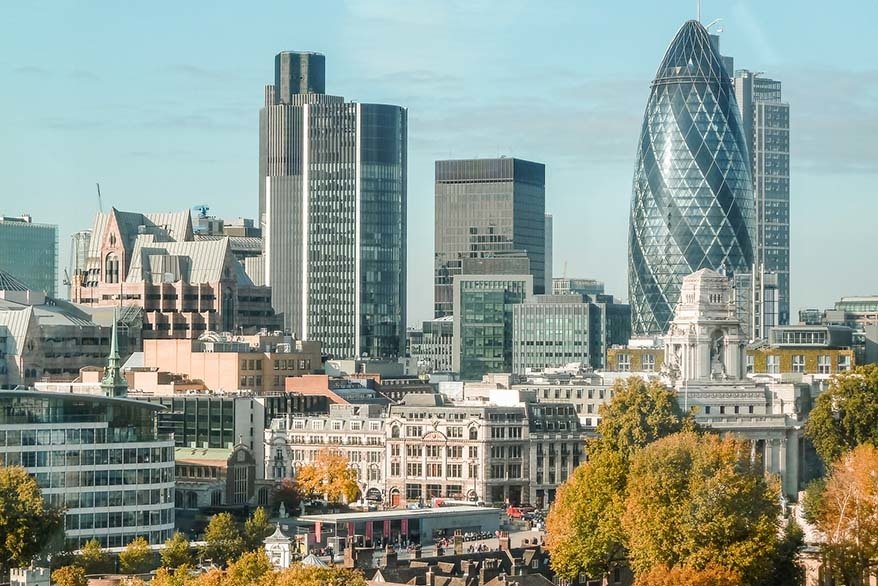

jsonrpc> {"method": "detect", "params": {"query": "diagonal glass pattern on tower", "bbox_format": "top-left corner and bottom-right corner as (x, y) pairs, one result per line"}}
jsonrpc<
(628, 20), (755, 335)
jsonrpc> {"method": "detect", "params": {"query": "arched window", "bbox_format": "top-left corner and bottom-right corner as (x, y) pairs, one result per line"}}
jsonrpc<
(105, 254), (120, 284)
(221, 287), (235, 332)
(187, 491), (198, 509)
(210, 490), (222, 507)
(391, 426), (400, 439)
(469, 426), (478, 440)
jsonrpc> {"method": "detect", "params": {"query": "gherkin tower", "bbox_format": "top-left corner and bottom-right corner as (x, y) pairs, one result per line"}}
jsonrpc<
(628, 20), (755, 336)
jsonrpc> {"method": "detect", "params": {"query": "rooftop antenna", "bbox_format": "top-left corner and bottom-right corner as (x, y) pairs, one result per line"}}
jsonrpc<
(697, 0), (701, 22)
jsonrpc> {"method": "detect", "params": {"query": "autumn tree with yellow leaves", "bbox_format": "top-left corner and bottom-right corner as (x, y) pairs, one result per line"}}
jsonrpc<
(295, 448), (359, 504)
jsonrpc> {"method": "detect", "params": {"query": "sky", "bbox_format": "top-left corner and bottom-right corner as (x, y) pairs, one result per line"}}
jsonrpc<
(1, 0), (876, 327)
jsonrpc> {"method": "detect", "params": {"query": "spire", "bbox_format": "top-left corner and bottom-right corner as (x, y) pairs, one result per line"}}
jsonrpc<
(101, 307), (127, 397)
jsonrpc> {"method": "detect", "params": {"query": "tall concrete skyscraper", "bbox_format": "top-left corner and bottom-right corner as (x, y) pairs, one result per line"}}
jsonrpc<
(434, 158), (545, 318)
(259, 51), (407, 359)
(629, 20), (755, 336)
(734, 70), (791, 326)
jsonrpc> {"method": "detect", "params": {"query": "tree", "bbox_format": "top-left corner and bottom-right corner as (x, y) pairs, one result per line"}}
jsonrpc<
(815, 444), (878, 585)
(635, 563), (742, 586)
(801, 478), (827, 525)
(269, 564), (367, 586)
(244, 507), (273, 552)
(224, 550), (273, 586)
(295, 448), (359, 504)
(596, 377), (694, 460)
(201, 512), (244, 567)
(271, 477), (302, 514)
(545, 449), (628, 580)
(78, 538), (110, 575)
(0, 466), (63, 576)
(119, 537), (152, 574)
(51, 565), (88, 586)
(161, 532), (192, 569)
(806, 364), (878, 464)
(622, 432), (782, 585)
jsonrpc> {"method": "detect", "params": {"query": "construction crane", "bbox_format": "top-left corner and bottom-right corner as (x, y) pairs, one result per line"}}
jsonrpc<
(96, 183), (104, 213)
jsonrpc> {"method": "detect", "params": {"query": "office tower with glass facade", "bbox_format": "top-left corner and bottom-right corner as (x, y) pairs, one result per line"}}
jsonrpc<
(513, 295), (590, 373)
(734, 70), (791, 326)
(0, 391), (176, 548)
(452, 274), (532, 380)
(0, 214), (57, 297)
(434, 158), (545, 318)
(544, 214), (553, 286)
(259, 51), (407, 360)
(629, 20), (755, 336)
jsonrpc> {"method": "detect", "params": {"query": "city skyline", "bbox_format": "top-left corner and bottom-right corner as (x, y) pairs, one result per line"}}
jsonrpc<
(1, 1), (876, 327)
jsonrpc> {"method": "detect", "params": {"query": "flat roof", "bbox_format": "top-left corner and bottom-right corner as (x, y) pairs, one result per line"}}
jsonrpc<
(299, 505), (499, 524)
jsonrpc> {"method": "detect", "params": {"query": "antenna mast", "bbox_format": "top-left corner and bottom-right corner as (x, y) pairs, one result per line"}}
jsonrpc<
(697, 0), (701, 22)
(96, 182), (104, 213)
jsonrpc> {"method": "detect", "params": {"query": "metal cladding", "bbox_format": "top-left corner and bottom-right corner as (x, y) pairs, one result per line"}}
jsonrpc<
(629, 20), (755, 336)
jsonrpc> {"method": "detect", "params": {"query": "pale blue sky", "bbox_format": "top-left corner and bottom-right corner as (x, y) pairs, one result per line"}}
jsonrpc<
(1, 0), (876, 325)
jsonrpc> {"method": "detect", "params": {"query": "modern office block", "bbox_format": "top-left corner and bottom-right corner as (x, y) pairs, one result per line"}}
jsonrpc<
(735, 70), (791, 326)
(260, 51), (407, 360)
(552, 278), (604, 298)
(452, 274), (532, 380)
(434, 158), (545, 317)
(407, 316), (454, 373)
(544, 214), (553, 287)
(0, 214), (57, 297)
(513, 295), (590, 373)
(629, 20), (755, 335)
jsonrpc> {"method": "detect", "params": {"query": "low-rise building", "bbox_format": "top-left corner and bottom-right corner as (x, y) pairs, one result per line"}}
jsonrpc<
(142, 332), (321, 393)
(0, 271), (111, 387)
(175, 443), (258, 510)
(746, 325), (855, 378)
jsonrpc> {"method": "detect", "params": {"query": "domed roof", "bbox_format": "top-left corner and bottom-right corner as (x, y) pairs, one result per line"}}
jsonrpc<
(654, 20), (730, 85)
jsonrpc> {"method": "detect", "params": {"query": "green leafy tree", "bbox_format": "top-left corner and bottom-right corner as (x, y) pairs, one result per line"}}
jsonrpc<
(545, 449), (627, 580)
(0, 466), (63, 576)
(161, 532), (192, 569)
(201, 512), (244, 567)
(623, 432), (783, 585)
(596, 377), (695, 460)
(119, 537), (152, 574)
(801, 478), (827, 525)
(77, 538), (110, 575)
(244, 507), (273, 552)
(51, 565), (88, 586)
(806, 363), (878, 464)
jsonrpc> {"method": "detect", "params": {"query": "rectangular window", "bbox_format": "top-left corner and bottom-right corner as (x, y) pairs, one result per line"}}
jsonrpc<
(642, 354), (655, 372)
(818, 355), (831, 374)
(767, 355), (780, 374)
(617, 353), (631, 372)
(838, 355), (851, 372)
(406, 463), (422, 477)
(746, 354), (754, 374)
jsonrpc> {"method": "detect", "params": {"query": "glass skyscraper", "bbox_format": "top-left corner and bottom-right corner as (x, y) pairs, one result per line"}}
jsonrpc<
(260, 52), (407, 359)
(0, 214), (57, 297)
(434, 158), (546, 318)
(629, 20), (755, 335)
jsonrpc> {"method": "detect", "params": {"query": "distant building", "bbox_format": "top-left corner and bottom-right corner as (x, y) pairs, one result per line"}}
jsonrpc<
(0, 269), (111, 387)
(734, 70), (791, 326)
(71, 208), (282, 339)
(0, 214), (57, 297)
(434, 158), (546, 317)
(452, 274), (532, 380)
(140, 332), (321, 394)
(513, 295), (590, 373)
(797, 296), (878, 364)
(175, 443), (258, 511)
(552, 278), (604, 298)
(407, 317), (454, 373)
(260, 51), (407, 360)
(544, 214), (553, 287)
(746, 325), (855, 378)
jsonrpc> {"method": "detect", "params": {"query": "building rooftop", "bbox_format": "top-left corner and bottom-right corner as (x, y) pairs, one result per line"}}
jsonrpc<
(299, 505), (498, 524)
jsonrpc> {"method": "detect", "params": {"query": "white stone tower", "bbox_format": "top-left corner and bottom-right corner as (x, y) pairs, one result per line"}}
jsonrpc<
(663, 268), (747, 386)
